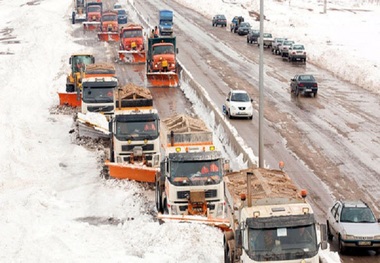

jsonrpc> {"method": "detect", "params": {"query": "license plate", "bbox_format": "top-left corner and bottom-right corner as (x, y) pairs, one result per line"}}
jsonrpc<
(306, 89), (312, 92)
(358, 241), (371, 246)
(162, 60), (168, 67)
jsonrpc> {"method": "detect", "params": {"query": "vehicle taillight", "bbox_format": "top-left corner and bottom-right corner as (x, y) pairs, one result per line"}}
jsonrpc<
(299, 83), (305, 87)
(313, 83), (318, 87)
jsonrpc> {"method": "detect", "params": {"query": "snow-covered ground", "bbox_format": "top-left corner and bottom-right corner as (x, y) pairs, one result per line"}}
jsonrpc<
(3, 0), (379, 261)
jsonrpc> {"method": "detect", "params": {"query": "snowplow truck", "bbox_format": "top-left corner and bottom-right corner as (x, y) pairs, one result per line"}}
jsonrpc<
(223, 168), (328, 263)
(118, 24), (145, 63)
(59, 54), (95, 107)
(72, 0), (86, 24)
(76, 63), (117, 139)
(158, 10), (174, 36)
(97, 10), (119, 42)
(146, 37), (179, 87)
(105, 83), (160, 183)
(155, 114), (229, 229)
(83, 1), (102, 31)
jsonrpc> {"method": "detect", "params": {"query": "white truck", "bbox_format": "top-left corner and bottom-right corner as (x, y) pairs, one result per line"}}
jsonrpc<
(105, 84), (160, 183)
(224, 168), (328, 263)
(155, 114), (229, 228)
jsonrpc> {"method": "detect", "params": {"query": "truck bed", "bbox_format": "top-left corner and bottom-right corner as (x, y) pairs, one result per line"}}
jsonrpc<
(224, 168), (303, 207)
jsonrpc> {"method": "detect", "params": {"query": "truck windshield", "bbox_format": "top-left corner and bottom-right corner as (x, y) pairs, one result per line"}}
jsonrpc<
(247, 225), (318, 261)
(82, 87), (114, 103)
(152, 45), (174, 55)
(102, 15), (117, 22)
(122, 29), (142, 38)
(169, 160), (222, 186)
(115, 120), (159, 140)
(88, 6), (100, 13)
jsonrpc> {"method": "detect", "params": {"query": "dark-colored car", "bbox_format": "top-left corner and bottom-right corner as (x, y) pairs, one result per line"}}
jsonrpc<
(230, 16), (244, 33)
(212, 14), (227, 27)
(247, 29), (260, 44)
(290, 74), (318, 97)
(117, 9), (128, 24)
(236, 22), (251, 36)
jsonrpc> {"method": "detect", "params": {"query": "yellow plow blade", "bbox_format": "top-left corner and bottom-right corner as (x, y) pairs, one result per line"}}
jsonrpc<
(147, 72), (179, 87)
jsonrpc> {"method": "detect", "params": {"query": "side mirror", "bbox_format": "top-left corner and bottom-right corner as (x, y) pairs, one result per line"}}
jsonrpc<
(226, 98), (230, 102)
(250, 99), (253, 102)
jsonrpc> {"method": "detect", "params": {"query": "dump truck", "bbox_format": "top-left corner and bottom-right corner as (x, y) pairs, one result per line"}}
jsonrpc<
(223, 168), (328, 263)
(58, 53), (95, 107)
(97, 10), (120, 42)
(72, 0), (86, 24)
(83, 1), (103, 31)
(105, 84), (160, 182)
(118, 23), (145, 63)
(158, 10), (174, 36)
(155, 114), (229, 228)
(146, 37), (179, 87)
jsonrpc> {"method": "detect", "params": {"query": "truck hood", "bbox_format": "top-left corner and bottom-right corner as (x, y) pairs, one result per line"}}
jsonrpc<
(342, 222), (380, 236)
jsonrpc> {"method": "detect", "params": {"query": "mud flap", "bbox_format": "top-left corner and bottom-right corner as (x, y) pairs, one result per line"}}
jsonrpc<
(104, 160), (158, 183)
(97, 32), (120, 42)
(58, 92), (81, 107)
(146, 72), (179, 87)
(118, 51), (146, 64)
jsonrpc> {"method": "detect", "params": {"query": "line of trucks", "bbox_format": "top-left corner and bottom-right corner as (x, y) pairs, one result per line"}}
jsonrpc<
(60, 2), (329, 262)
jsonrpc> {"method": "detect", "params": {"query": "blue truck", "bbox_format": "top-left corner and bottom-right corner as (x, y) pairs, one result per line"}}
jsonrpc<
(158, 10), (173, 36)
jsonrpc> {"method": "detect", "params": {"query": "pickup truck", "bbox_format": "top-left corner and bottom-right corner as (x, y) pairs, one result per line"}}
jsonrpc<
(290, 74), (318, 97)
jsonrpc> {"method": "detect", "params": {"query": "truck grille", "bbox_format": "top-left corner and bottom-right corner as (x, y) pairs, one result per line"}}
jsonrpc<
(121, 144), (155, 152)
(177, 189), (217, 199)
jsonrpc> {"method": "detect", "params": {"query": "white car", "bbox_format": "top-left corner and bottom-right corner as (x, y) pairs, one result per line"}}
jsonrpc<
(288, 43), (307, 63)
(326, 200), (380, 254)
(224, 90), (253, 119)
(257, 33), (274, 48)
(113, 3), (123, 11)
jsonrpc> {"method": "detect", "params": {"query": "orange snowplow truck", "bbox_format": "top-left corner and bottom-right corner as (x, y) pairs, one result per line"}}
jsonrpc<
(83, 1), (102, 31)
(97, 10), (119, 42)
(146, 37), (179, 87)
(118, 24), (145, 63)
(58, 54), (95, 107)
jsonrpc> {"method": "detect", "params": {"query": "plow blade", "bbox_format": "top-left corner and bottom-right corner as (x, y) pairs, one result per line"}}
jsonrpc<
(97, 32), (120, 42)
(118, 51), (146, 64)
(83, 22), (100, 31)
(77, 112), (110, 139)
(146, 72), (179, 87)
(58, 92), (81, 107)
(105, 160), (158, 183)
(157, 213), (230, 231)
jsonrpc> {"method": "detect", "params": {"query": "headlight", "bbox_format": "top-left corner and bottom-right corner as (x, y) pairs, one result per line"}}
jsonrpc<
(374, 235), (380, 240)
(231, 105), (237, 110)
(215, 203), (224, 217)
(342, 234), (355, 240)
(171, 205), (178, 215)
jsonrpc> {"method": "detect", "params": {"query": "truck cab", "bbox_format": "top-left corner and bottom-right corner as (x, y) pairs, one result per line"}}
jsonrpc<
(159, 10), (174, 36)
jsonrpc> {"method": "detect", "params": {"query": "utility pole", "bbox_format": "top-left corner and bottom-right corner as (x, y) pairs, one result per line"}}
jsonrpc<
(258, 0), (264, 168)
(324, 0), (327, 13)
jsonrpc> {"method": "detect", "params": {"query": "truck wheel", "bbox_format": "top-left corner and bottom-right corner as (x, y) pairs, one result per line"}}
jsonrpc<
(155, 180), (163, 213)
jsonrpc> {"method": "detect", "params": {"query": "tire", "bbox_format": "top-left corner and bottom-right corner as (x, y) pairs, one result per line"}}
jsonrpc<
(338, 235), (346, 254)
(327, 221), (334, 240)
(295, 87), (299, 97)
(66, 84), (74, 92)
(155, 179), (163, 213)
(249, 115), (253, 120)
(228, 109), (232, 119)
(72, 12), (75, 25)
(313, 91), (318, 97)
